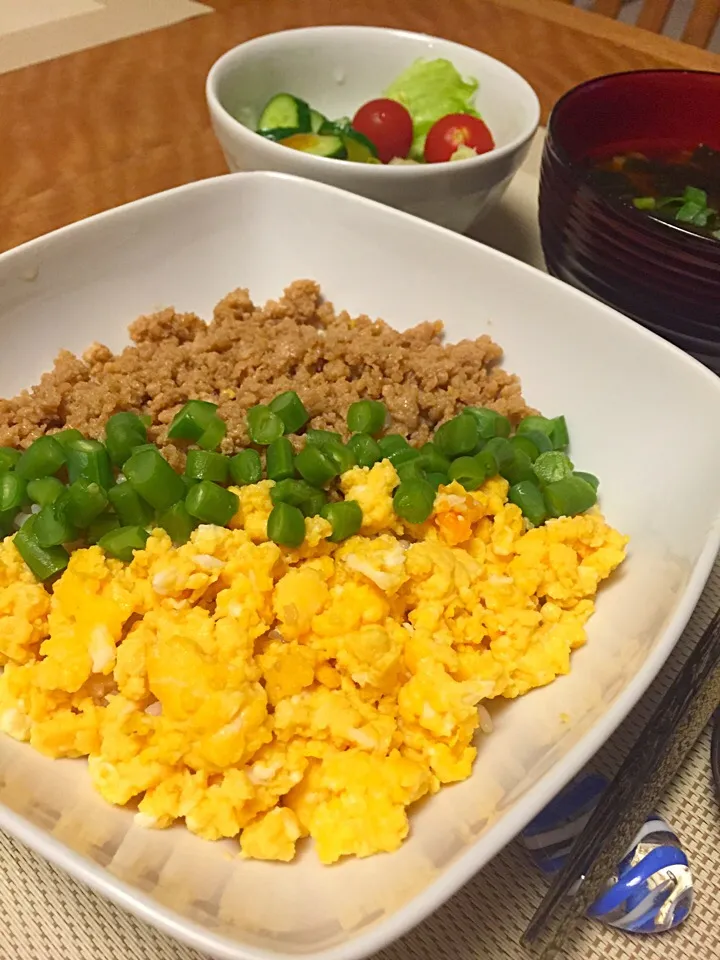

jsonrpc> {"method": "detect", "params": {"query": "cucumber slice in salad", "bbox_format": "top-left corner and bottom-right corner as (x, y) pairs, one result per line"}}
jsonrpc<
(259, 126), (303, 142)
(342, 129), (379, 163)
(258, 94), (311, 133)
(278, 133), (347, 159)
(309, 109), (327, 134)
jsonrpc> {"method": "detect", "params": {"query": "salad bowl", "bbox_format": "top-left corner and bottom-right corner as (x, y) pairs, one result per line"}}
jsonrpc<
(205, 26), (540, 232)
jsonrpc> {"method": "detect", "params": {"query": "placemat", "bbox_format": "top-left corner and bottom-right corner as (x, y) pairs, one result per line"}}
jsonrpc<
(0, 132), (718, 960)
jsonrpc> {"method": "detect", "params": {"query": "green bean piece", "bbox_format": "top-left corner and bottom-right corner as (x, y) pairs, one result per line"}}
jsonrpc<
(417, 442), (451, 475)
(247, 405), (284, 445)
(533, 451), (574, 486)
(34, 503), (78, 548)
(157, 501), (197, 545)
(425, 472), (449, 491)
(16, 436), (67, 480)
(267, 502), (306, 548)
(347, 400), (386, 436)
(320, 440), (356, 476)
(474, 448), (500, 479)
(230, 449), (262, 486)
(98, 525), (150, 562)
(266, 437), (296, 482)
(167, 400), (218, 442)
(396, 459), (424, 483)
(108, 482), (153, 527)
(185, 480), (239, 526)
(185, 449), (230, 484)
(197, 415), (227, 452)
(509, 480), (547, 526)
(270, 479), (317, 507)
(393, 478), (436, 524)
(574, 471), (600, 492)
(182, 474), (199, 492)
(26, 477), (64, 507)
(14, 515), (69, 580)
(385, 445), (419, 469)
(305, 429), (343, 449)
(0, 447), (21, 474)
(517, 415), (555, 437)
(124, 448), (185, 511)
(0, 473), (26, 514)
(518, 428), (553, 455)
(66, 438), (114, 490)
(510, 435), (540, 462)
(377, 434), (409, 459)
(433, 415), (478, 458)
(65, 479), (109, 528)
(448, 456), (488, 491)
(321, 500), (363, 542)
(295, 445), (337, 486)
(105, 412), (148, 467)
(347, 433), (382, 468)
(550, 415), (570, 451)
(52, 429), (84, 451)
(300, 489), (328, 518)
(464, 406), (511, 439)
(130, 443), (157, 456)
(544, 476), (597, 518)
(87, 514), (121, 545)
(482, 437), (514, 470)
(501, 448), (535, 486)
(269, 391), (309, 434)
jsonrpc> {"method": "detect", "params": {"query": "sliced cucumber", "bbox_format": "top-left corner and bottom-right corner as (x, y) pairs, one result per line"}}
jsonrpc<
(309, 109), (327, 134)
(258, 94), (311, 133)
(342, 128), (379, 163)
(259, 126), (302, 142)
(279, 133), (346, 159)
(319, 116), (351, 136)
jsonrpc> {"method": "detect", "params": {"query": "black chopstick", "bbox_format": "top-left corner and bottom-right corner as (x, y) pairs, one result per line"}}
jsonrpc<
(521, 606), (720, 956)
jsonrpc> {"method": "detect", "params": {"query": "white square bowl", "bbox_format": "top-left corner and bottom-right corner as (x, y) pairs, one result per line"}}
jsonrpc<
(0, 172), (719, 960)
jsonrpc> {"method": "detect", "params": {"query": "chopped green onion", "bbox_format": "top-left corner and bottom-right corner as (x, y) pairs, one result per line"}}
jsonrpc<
(393, 478), (436, 524)
(448, 456), (487, 490)
(98, 525), (150, 562)
(433, 415), (478, 458)
(509, 480), (547, 526)
(197, 415), (227, 452)
(66, 438), (114, 490)
(34, 502), (77, 548)
(16, 436), (67, 480)
(266, 437), (296, 482)
(0, 473), (26, 513)
(269, 391), (309, 434)
(321, 500), (363, 542)
(167, 400), (218, 442)
(684, 185), (707, 207)
(347, 433), (382, 468)
(533, 451), (574, 486)
(157, 501), (196, 545)
(26, 476), (64, 507)
(347, 400), (386, 436)
(185, 480), (238, 526)
(108, 482), (153, 527)
(105, 412), (147, 467)
(633, 197), (656, 210)
(267, 502), (305, 548)
(14, 515), (69, 580)
(185, 450), (230, 484)
(270, 478), (317, 507)
(676, 200), (703, 223)
(229, 449), (263, 486)
(544, 476), (597, 518)
(65, 478), (109, 528)
(0, 448), (21, 473)
(463, 407), (511, 439)
(124, 448), (185, 511)
(295, 445), (337, 486)
(247, 405), (284, 445)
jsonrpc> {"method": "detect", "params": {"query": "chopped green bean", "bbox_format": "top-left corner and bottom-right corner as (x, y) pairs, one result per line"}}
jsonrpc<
(482, 437), (514, 470)
(267, 502), (305, 548)
(34, 503), (77, 548)
(544, 476), (597, 518)
(269, 391), (309, 434)
(185, 450), (230, 484)
(377, 434), (409, 459)
(347, 433), (382, 468)
(247, 405), (284, 445)
(306, 429), (343, 449)
(574, 471), (600, 492)
(433, 415), (478, 458)
(550, 416), (569, 451)
(167, 400), (218, 442)
(295, 445), (337, 486)
(425, 472), (449, 491)
(124, 448), (185, 511)
(105, 412), (147, 467)
(396, 459), (424, 482)
(510, 435), (540, 462)
(321, 500), (363, 542)
(448, 456), (488, 491)
(0, 473), (26, 513)
(517, 415), (554, 438)
(266, 438), (296, 482)
(533, 451), (574, 486)
(52, 429), (84, 450)
(230, 449), (262, 486)
(384, 445), (419, 469)
(509, 480), (547, 526)
(16, 436), (67, 480)
(65, 479), (109, 528)
(474, 448), (500, 478)
(0, 448), (21, 474)
(347, 400), (386, 436)
(464, 406), (511, 439)
(26, 477), (64, 507)
(501, 448), (535, 486)
(300, 489), (328, 517)
(66, 438), (114, 490)
(393, 478), (436, 524)
(157, 502), (196, 545)
(417, 443), (451, 475)
(518, 428), (553, 455)
(185, 480), (238, 526)
(197, 415), (227, 452)
(98, 525), (150, 562)
(270, 478), (317, 507)
(87, 514), (121, 545)
(14, 515), (69, 580)
(108, 482), (153, 527)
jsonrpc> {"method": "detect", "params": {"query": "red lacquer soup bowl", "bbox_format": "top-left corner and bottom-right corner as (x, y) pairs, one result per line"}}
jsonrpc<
(539, 70), (720, 374)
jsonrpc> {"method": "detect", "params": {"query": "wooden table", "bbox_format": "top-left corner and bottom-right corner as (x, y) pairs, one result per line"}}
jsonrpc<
(2, 0), (719, 255)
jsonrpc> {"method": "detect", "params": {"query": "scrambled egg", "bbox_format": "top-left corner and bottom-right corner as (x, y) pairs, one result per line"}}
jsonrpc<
(0, 467), (627, 864)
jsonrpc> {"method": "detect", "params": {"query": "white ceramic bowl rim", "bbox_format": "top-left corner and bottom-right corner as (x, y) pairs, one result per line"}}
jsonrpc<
(205, 25), (541, 178)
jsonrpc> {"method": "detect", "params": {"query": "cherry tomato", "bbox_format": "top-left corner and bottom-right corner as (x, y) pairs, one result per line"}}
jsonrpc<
(352, 98), (413, 164)
(424, 114), (495, 163)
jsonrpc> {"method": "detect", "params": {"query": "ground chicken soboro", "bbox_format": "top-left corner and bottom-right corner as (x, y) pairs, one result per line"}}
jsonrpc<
(0, 280), (530, 467)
